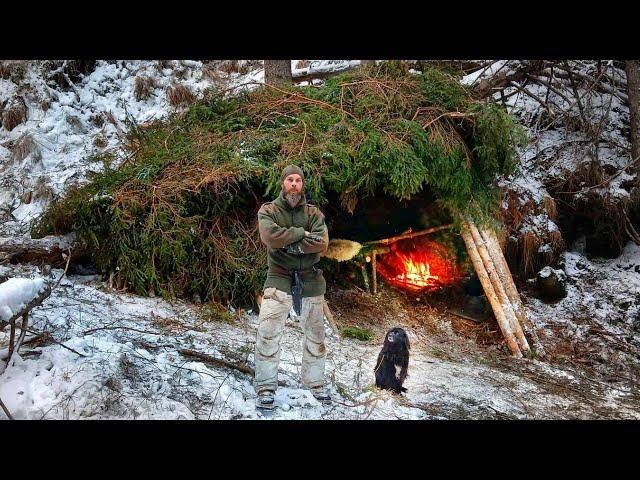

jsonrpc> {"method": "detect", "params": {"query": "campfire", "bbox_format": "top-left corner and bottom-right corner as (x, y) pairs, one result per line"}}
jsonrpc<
(375, 238), (463, 294)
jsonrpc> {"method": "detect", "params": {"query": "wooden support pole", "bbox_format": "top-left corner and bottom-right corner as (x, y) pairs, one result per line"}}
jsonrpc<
(360, 264), (370, 293)
(371, 251), (377, 295)
(365, 224), (453, 247)
(460, 224), (522, 358)
(6, 320), (16, 362)
(467, 221), (531, 356)
(483, 229), (545, 357)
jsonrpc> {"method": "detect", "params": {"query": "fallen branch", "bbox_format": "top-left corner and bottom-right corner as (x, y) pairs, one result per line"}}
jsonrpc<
(509, 81), (554, 113)
(0, 233), (76, 265)
(178, 348), (286, 386)
(82, 325), (162, 336)
(292, 63), (360, 85)
(552, 63), (629, 103)
(445, 308), (485, 323)
(0, 396), (13, 420)
(1, 282), (52, 332)
(472, 60), (544, 99)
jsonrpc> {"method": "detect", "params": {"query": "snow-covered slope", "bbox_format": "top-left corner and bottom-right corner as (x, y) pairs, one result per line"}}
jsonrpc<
(1, 265), (637, 419)
(0, 60), (359, 236)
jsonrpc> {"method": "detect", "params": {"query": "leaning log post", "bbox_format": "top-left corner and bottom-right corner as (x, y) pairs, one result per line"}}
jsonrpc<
(360, 263), (370, 293)
(371, 251), (377, 294)
(467, 221), (531, 355)
(482, 229), (545, 357)
(460, 224), (522, 357)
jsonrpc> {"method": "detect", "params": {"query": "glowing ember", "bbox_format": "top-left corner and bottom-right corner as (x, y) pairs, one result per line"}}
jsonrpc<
(395, 255), (440, 288)
(376, 238), (462, 293)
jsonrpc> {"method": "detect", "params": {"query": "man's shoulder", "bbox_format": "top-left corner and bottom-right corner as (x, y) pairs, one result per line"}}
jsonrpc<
(305, 203), (325, 218)
(258, 201), (277, 215)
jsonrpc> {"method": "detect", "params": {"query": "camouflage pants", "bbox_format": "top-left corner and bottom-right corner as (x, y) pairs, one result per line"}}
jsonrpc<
(254, 287), (326, 394)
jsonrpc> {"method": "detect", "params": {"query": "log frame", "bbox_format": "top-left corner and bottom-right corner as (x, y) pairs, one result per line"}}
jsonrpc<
(483, 229), (545, 357)
(460, 224), (522, 357)
(467, 221), (531, 355)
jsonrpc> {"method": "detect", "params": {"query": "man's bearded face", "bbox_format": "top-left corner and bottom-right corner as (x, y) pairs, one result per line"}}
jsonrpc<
(283, 174), (303, 207)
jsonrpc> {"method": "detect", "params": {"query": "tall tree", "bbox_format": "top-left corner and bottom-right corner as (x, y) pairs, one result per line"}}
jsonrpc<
(626, 61), (640, 180)
(264, 60), (292, 86)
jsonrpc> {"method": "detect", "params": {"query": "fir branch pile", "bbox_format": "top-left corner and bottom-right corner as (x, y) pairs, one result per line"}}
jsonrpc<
(33, 62), (526, 306)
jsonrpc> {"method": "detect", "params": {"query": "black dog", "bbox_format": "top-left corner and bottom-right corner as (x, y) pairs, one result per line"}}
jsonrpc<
(374, 327), (410, 394)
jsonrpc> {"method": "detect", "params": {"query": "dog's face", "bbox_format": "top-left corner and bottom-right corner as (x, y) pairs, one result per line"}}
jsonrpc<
(385, 327), (410, 350)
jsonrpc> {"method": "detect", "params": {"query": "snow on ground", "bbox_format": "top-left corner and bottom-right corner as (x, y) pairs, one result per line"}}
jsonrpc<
(0, 277), (47, 321)
(1, 265), (638, 420)
(527, 239), (640, 335)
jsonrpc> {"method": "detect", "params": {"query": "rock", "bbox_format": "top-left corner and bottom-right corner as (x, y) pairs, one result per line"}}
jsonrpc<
(461, 294), (490, 321)
(536, 266), (567, 302)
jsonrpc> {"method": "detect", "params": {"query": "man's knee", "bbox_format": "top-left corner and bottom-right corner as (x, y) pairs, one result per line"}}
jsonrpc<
(303, 296), (326, 340)
(305, 339), (326, 358)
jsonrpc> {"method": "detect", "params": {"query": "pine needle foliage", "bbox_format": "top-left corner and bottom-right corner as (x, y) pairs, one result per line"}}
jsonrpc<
(33, 61), (526, 306)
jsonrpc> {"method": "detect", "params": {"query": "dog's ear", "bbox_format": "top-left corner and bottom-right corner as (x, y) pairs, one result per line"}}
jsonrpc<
(404, 332), (410, 350)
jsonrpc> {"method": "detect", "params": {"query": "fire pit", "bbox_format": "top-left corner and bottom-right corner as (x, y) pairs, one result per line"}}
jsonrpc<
(376, 238), (463, 294)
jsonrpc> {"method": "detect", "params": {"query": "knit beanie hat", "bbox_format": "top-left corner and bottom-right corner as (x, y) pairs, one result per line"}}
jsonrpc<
(281, 164), (304, 182)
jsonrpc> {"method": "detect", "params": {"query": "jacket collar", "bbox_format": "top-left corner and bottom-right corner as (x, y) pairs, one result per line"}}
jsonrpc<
(274, 188), (307, 211)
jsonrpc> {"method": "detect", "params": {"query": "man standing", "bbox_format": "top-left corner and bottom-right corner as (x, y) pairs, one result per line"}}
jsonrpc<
(254, 164), (331, 410)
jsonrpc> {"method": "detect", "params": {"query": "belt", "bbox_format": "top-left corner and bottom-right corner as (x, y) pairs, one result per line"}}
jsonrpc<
(269, 265), (319, 316)
(270, 265), (318, 277)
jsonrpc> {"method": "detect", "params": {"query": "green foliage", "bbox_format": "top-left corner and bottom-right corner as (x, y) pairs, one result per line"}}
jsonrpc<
(33, 62), (525, 306)
(341, 326), (374, 341)
(199, 302), (236, 324)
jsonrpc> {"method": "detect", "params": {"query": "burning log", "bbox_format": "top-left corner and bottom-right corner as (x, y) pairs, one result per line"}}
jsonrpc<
(459, 223), (523, 358)
(466, 221), (531, 356)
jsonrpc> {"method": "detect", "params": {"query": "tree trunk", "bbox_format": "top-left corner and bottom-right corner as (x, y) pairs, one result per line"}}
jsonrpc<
(264, 60), (292, 86)
(0, 233), (76, 265)
(625, 60), (640, 189)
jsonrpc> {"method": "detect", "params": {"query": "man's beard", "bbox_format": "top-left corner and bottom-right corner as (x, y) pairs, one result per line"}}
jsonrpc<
(285, 191), (302, 208)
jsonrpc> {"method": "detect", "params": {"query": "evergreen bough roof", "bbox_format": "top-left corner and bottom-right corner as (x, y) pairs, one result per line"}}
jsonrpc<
(34, 61), (526, 306)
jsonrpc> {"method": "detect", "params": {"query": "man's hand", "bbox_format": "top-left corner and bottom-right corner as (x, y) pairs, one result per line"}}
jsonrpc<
(285, 243), (304, 255)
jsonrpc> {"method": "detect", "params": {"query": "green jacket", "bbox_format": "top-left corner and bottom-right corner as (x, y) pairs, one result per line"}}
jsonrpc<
(258, 189), (329, 297)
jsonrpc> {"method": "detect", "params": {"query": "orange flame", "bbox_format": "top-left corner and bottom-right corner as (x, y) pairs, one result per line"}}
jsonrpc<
(376, 239), (462, 293)
(395, 255), (440, 288)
